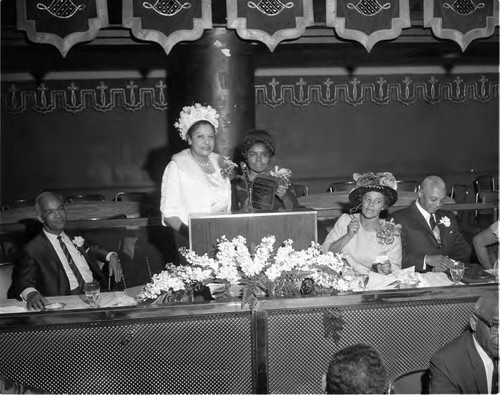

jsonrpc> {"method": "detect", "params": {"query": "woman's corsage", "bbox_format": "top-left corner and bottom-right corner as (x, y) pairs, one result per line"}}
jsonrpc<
(220, 157), (237, 179)
(270, 166), (292, 186)
(439, 216), (451, 227)
(72, 236), (85, 248)
(376, 218), (402, 248)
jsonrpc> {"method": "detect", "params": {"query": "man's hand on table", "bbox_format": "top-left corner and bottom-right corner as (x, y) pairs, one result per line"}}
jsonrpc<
(26, 291), (48, 310)
(426, 255), (455, 272)
(108, 253), (123, 283)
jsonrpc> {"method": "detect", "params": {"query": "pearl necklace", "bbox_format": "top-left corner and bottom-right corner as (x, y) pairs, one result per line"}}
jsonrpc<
(189, 150), (211, 168)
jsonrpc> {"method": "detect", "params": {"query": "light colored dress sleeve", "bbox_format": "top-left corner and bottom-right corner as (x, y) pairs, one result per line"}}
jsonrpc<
(160, 161), (184, 224)
(321, 214), (350, 254)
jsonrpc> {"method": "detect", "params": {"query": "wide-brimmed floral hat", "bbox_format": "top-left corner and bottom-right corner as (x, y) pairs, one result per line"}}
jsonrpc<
(348, 172), (398, 207)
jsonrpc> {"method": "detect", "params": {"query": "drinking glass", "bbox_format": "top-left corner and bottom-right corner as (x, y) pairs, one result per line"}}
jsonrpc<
(450, 262), (465, 285)
(84, 281), (100, 308)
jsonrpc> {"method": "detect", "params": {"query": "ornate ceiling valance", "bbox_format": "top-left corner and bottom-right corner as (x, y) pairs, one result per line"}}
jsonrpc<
(423, 0), (499, 51)
(16, 0), (109, 57)
(325, 0), (411, 52)
(122, 0), (212, 54)
(226, 0), (314, 52)
(15, 1), (498, 56)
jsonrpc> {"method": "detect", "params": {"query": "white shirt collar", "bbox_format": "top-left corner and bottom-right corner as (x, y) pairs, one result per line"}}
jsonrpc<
(43, 229), (68, 243)
(415, 200), (432, 222)
(472, 333), (494, 394)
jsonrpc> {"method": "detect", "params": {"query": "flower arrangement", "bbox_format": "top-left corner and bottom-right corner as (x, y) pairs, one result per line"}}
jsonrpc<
(353, 172), (397, 190)
(136, 236), (362, 312)
(269, 166), (293, 186)
(174, 103), (220, 141)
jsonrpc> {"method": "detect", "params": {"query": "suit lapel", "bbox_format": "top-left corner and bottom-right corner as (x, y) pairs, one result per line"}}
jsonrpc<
(41, 232), (66, 272)
(410, 203), (441, 247)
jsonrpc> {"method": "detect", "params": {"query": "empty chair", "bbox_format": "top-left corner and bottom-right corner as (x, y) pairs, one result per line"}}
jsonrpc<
(450, 184), (472, 203)
(291, 184), (309, 198)
(475, 190), (499, 226)
(387, 369), (429, 395)
(327, 180), (356, 193)
(473, 175), (494, 199)
(114, 192), (149, 202)
(396, 180), (419, 192)
(65, 194), (106, 203)
(493, 176), (499, 191)
(10, 198), (34, 208)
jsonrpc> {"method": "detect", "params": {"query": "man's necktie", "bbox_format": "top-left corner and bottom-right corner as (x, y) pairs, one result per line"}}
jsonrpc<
(493, 359), (498, 395)
(429, 215), (441, 245)
(57, 236), (85, 291)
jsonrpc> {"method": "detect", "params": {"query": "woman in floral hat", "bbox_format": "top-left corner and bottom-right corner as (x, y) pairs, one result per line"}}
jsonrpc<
(321, 172), (402, 275)
(232, 129), (300, 211)
(160, 104), (235, 239)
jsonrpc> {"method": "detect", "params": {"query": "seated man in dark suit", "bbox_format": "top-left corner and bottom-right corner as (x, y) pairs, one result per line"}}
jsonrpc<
(321, 343), (386, 394)
(12, 191), (123, 310)
(429, 292), (498, 394)
(391, 176), (471, 272)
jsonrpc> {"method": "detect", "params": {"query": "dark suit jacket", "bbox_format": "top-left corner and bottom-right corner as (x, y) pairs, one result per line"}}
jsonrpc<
(391, 202), (471, 271)
(429, 331), (489, 394)
(13, 231), (109, 297)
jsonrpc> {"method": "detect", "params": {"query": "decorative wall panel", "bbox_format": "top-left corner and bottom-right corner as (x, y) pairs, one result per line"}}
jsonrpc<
(2, 73), (498, 114)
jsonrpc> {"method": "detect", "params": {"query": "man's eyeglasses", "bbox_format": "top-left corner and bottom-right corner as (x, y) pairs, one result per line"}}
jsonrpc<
(475, 314), (499, 334)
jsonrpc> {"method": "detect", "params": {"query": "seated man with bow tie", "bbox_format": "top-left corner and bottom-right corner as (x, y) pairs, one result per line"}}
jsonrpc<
(391, 175), (471, 272)
(12, 191), (123, 310)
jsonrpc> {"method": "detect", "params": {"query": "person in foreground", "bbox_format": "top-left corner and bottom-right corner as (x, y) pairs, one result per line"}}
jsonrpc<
(473, 220), (499, 270)
(391, 175), (471, 272)
(160, 103), (233, 239)
(12, 192), (123, 310)
(429, 292), (498, 394)
(321, 172), (402, 275)
(322, 343), (386, 394)
(232, 129), (299, 212)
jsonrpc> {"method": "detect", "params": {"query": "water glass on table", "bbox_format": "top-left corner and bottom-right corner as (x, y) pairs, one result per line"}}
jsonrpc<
(450, 261), (465, 285)
(84, 281), (100, 308)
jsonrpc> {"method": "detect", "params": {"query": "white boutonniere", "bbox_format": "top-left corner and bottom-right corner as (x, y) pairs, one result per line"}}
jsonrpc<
(439, 216), (451, 228)
(72, 236), (85, 248)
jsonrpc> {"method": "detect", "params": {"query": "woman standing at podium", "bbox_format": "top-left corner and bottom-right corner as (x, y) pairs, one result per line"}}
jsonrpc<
(160, 104), (233, 239)
(232, 129), (299, 212)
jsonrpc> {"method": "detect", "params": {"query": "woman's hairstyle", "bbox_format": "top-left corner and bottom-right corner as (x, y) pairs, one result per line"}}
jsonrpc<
(175, 103), (219, 141)
(240, 129), (276, 157)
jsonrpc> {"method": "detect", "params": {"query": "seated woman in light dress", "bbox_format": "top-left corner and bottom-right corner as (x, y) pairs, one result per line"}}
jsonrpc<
(322, 172), (402, 275)
(160, 103), (234, 240)
(232, 129), (300, 212)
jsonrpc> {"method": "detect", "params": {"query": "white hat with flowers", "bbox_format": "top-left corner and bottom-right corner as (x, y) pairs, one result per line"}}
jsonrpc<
(348, 172), (399, 207)
(174, 103), (220, 141)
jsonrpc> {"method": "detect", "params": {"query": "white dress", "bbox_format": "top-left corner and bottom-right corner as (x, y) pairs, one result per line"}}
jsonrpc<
(321, 213), (402, 274)
(160, 149), (231, 225)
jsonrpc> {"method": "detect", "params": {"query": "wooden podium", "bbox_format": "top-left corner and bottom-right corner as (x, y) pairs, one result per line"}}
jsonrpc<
(188, 210), (317, 256)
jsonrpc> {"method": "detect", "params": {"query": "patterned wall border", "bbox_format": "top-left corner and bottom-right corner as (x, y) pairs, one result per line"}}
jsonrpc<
(256, 74), (499, 108)
(2, 74), (498, 114)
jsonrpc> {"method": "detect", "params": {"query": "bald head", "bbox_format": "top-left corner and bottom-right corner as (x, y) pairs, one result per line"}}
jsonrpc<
(475, 292), (498, 320)
(418, 176), (447, 214)
(35, 191), (67, 234)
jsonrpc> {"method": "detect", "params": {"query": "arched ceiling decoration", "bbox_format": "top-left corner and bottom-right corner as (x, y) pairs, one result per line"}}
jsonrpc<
(226, 0), (315, 52)
(122, 0), (212, 54)
(15, 0), (109, 57)
(15, 0), (499, 56)
(325, 0), (411, 52)
(423, 0), (500, 52)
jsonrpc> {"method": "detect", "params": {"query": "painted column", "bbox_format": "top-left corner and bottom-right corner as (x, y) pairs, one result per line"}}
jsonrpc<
(167, 28), (255, 160)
